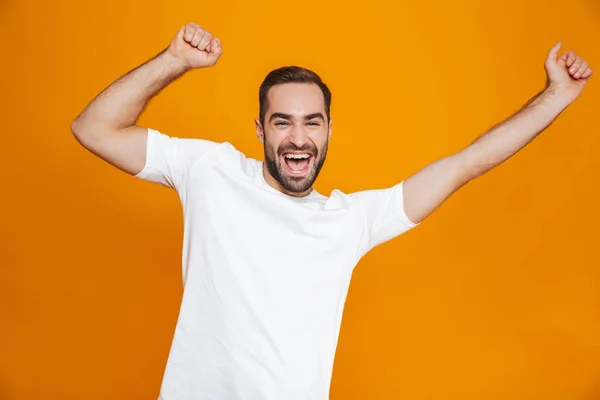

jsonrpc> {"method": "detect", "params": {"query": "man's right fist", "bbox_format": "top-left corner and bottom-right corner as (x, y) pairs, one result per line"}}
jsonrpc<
(167, 23), (222, 69)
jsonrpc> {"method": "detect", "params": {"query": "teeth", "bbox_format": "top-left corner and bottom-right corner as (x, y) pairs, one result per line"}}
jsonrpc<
(284, 153), (310, 159)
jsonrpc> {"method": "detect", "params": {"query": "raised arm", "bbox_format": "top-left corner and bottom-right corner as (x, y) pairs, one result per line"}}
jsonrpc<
(70, 23), (222, 176)
(403, 41), (593, 224)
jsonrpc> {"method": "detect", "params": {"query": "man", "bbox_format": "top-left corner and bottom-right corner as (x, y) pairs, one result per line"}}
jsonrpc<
(71, 22), (592, 400)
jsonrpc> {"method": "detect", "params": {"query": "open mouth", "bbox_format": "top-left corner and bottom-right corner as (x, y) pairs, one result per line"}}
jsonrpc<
(282, 152), (313, 175)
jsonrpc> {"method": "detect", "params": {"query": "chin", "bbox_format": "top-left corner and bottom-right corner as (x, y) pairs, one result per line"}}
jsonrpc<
(279, 169), (315, 193)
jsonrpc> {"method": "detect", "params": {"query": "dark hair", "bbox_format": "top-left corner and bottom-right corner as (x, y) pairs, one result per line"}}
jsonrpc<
(259, 66), (332, 126)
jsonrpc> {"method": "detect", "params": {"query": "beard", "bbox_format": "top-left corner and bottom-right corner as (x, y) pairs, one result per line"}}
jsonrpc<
(264, 138), (328, 194)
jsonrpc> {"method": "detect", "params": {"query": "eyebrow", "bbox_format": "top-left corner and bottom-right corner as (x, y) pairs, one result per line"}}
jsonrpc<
(269, 112), (325, 122)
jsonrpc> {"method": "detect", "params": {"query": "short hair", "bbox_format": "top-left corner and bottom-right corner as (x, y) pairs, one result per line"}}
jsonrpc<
(258, 66), (332, 126)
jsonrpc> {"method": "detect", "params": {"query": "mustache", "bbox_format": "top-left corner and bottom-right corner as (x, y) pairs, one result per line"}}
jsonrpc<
(277, 143), (318, 157)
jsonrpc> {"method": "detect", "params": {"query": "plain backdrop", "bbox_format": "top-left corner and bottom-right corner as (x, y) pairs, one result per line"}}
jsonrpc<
(1, 0), (599, 398)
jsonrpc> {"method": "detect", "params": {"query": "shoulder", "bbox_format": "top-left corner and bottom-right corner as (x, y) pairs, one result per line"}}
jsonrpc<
(215, 142), (258, 168)
(321, 188), (372, 212)
(332, 185), (402, 217)
(333, 187), (381, 206)
(192, 140), (261, 178)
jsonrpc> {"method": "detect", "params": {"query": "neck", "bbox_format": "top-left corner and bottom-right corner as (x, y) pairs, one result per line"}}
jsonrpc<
(261, 162), (313, 198)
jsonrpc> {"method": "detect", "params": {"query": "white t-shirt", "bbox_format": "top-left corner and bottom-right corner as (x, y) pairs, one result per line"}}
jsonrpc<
(134, 128), (418, 400)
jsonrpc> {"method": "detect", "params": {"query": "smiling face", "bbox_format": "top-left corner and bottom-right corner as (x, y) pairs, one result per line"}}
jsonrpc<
(256, 82), (332, 197)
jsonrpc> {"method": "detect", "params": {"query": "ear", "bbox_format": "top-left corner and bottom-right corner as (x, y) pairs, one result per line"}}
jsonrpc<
(328, 118), (333, 141)
(255, 118), (264, 143)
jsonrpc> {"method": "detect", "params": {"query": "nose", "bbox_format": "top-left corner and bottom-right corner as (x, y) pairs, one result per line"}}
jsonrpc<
(289, 124), (309, 148)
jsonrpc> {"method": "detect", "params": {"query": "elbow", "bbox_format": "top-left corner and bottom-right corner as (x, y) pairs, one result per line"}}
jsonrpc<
(70, 116), (101, 142)
(70, 120), (79, 137)
(70, 117), (86, 139)
(70, 117), (99, 148)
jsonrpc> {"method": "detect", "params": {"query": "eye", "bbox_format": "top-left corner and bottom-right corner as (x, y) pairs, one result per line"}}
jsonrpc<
(307, 121), (320, 126)
(275, 121), (289, 126)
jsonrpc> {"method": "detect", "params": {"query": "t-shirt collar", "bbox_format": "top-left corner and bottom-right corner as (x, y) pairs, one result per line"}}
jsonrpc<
(258, 161), (319, 201)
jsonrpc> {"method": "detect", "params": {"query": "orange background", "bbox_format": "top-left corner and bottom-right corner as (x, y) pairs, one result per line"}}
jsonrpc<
(1, 0), (599, 398)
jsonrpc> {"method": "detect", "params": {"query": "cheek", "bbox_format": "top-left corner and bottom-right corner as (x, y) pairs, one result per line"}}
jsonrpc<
(265, 132), (287, 153)
(264, 137), (282, 158)
(311, 131), (329, 149)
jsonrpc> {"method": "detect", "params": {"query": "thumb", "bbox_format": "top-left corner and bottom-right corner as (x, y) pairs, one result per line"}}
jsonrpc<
(546, 41), (562, 63)
(174, 26), (186, 44)
(207, 38), (223, 63)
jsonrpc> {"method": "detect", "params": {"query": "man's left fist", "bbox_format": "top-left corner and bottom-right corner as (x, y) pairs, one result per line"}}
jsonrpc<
(545, 41), (593, 103)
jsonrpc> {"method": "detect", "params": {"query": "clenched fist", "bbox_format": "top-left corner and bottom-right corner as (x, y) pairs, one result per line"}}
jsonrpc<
(167, 23), (222, 70)
(545, 41), (593, 103)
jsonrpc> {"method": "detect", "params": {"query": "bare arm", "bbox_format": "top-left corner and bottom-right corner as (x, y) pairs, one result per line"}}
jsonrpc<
(71, 23), (222, 176)
(403, 41), (593, 224)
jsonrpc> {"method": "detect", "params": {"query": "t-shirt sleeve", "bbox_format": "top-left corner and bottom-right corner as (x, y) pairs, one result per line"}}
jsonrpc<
(133, 128), (220, 191)
(350, 180), (419, 253)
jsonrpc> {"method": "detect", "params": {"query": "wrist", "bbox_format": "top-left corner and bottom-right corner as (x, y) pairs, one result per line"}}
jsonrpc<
(161, 48), (191, 75)
(544, 82), (576, 108)
(531, 83), (573, 113)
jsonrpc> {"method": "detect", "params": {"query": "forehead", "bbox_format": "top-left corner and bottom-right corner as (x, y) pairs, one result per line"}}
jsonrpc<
(266, 83), (325, 116)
